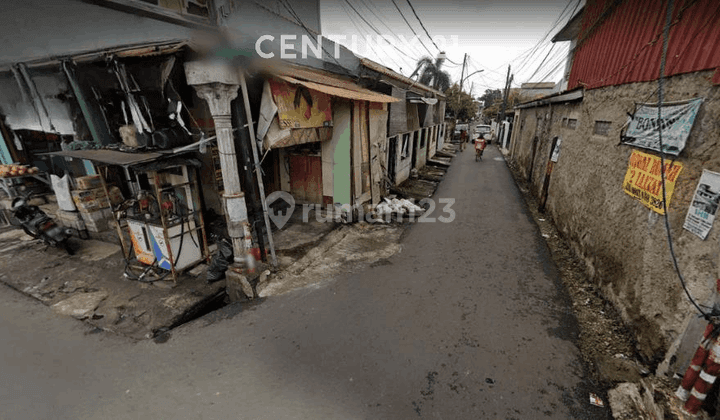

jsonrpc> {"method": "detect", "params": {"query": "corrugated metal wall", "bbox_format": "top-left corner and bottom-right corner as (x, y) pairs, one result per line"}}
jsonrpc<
(569, 0), (720, 90)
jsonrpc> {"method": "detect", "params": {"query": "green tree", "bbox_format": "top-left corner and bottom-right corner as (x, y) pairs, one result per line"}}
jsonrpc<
(410, 54), (451, 92)
(482, 89), (529, 121)
(478, 89), (501, 108)
(445, 84), (478, 122)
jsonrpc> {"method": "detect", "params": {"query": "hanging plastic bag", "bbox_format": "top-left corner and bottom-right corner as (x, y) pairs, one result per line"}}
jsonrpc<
(51, 174), (77, 211)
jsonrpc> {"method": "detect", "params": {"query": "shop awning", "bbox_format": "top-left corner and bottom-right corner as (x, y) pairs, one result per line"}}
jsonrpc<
(40, 149), (167, 167)
(275, 75), (399, 103)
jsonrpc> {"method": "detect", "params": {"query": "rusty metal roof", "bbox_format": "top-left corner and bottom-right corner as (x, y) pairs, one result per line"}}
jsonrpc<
(275, 75), (399, 103)
(567, 0), (720, 90)
(359, 58), (445, 97)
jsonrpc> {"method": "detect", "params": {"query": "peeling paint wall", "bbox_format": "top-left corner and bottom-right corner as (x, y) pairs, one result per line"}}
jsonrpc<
(0, 72), (75, 135)
(510, 70), (720, 364)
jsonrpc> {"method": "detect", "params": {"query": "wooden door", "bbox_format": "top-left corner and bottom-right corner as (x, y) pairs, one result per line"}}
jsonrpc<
(289, 154), (323, 205)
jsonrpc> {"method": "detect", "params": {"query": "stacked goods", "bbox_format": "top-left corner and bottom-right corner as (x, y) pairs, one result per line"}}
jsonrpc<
(75, 175), (102, 190)
(71, 188), (111, 212)
(71, 175), (113, 232)
(0, 164), (39, 178)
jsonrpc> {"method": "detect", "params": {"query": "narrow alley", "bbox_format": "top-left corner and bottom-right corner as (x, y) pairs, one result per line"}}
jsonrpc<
(0, 145), (608, 419)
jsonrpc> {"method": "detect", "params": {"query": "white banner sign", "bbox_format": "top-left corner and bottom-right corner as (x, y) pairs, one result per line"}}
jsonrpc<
(683, 169), (720, 240)
(622, 98), (703, 156)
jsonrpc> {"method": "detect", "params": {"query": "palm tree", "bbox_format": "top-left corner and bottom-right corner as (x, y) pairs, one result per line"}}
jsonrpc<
(410, 53), (451, 92)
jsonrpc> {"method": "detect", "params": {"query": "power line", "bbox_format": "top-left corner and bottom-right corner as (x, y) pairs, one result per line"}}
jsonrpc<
(356, 0), (426, 60)
(405, 0), (440, 52)
(337, 0), (407, 71)
(340, 0), (421, 64)
(495, 0), (581, 78)
(269, 0), (353, 77)
(390, 0), (435, 57)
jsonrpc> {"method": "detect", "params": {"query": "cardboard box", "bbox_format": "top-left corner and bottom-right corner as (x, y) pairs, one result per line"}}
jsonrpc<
(75, 175), (102, 190)
(56, 209), (87, 232)
(80, 208), (113, 232)
(72, 188), (110, 212)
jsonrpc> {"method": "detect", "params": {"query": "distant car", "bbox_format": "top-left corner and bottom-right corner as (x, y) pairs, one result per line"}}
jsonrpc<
(472, 124), (492, 144)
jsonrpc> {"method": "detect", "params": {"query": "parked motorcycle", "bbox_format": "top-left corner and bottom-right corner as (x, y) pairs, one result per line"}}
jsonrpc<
(11, 195), (74, 255)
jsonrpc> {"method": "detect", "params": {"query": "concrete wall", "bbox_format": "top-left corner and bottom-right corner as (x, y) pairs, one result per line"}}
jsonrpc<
(0, 0), (194, 67)
(395, 132), (413, 185)
(0, 71), (76, 134)
(416, 128), (427, 169)
(428, 125), (437, 159)
(222, 1), (359, 75)
(509, 69), (720, 365)
(388, 87), (407, 136)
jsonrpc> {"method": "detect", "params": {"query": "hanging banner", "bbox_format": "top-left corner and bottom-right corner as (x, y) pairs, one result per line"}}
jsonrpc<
(622, 150), (683, 215)
(683, 170), (720, 240)
(268, 77), (332, 129)
(621, 98), (703, 155)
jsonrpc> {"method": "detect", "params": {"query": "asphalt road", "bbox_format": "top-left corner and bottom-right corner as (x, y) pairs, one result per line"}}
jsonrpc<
(0, 145), (609, 419)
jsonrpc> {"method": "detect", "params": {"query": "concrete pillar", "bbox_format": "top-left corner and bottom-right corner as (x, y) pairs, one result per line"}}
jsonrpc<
(185, 61), (256, 299)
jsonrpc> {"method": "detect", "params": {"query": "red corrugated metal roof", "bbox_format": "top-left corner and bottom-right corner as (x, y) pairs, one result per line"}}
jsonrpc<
(568, 0), (720, 90)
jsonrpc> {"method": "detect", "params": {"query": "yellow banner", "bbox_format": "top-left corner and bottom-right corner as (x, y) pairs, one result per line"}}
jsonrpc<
(623, 150), (683, 214)
(269, 78), (332, 129)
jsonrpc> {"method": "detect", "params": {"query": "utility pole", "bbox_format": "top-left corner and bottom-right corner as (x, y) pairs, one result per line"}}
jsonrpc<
(498, 65), (513, 123)
(459, 53), (467, 92)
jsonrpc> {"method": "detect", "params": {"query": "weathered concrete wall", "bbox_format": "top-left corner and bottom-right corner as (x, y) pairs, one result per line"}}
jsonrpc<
(510, 70), (720, 364)
(428, 126), (437, 159)
(416, 128), (428, 169)
(395, 133), (412, 185)
(223, 1), (359, 75)
(388, 87), (407, 136)
(0, 71), (75, 134)
(0, 0), (194, 66)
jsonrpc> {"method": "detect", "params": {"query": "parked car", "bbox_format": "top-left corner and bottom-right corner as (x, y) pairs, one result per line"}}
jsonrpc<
(472, 124), (492, 144)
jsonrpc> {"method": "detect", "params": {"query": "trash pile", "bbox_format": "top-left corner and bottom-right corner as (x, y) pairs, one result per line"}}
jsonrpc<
(373, 197), (425, 221)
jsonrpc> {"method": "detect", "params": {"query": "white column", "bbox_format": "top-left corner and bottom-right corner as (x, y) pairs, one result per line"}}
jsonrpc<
(193, 82), (254, 271)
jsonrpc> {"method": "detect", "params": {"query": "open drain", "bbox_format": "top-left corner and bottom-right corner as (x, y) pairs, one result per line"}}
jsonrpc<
(151, 291), (268, 343)
(151, 290), (229, 342)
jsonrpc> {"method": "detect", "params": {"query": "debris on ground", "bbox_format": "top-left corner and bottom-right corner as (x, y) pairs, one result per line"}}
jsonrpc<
(590, 393), (604, 407)
(374, 197), (425, 220)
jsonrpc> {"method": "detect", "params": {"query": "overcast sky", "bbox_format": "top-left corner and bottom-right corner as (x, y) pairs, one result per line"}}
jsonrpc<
(320, 0), (582, 96)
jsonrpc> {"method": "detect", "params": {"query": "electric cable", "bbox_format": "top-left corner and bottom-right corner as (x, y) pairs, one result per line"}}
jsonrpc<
(405, 0), (440, 52)
(339, 0), (420, 65)
(390, 0), (435, 57)
(356, 0), (427, 60)
(259, 0), (354, 78)
(337, 0), (407, 71)
(655, 0), (710, 320)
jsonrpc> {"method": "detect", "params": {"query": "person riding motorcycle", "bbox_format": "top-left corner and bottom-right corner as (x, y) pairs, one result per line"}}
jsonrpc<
(475, 135), (487, 160)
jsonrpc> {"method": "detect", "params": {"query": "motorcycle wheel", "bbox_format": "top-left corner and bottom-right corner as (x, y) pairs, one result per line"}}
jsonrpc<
(21, 225), (38, 239)
(61, 240), (75, 256)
